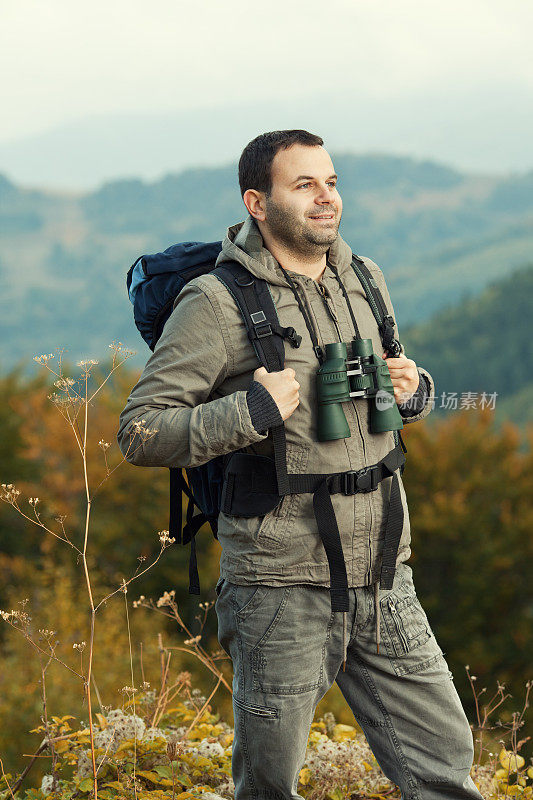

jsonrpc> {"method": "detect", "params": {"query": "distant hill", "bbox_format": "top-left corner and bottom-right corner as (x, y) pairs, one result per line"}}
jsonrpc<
(1, 154), (532, 378)
(401, 263), (533, 429)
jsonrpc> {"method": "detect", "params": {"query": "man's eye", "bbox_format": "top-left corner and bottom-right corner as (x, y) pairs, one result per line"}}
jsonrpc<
(297, 182), (337, 189)
(296, 181), (337, 189)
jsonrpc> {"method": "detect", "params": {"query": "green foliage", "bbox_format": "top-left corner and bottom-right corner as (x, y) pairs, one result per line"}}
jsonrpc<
(401, 263), (533, 426)
(402, 409), (533, 756)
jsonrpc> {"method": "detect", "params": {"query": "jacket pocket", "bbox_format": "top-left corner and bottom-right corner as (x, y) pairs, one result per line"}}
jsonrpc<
(256, 442), (310, 549)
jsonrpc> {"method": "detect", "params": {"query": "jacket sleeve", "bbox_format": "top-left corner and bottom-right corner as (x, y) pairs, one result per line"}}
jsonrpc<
(359, 256), (435, 424)
(116, 282), (272, 468)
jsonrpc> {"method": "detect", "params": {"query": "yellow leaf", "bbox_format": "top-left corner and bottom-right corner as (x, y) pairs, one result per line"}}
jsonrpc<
(96, 714), (108, 730)
(527, 767), (533, 779)
(308, 731), (327, 745)
(299, 767), (312, 786)
(362, 760), (373, 771)
(499, 748), (525, 772)
(136, 771), (161, 782)
(193, 756), (213, 769)
(495, 768), (509, 779)
(332, 723), (357, 742)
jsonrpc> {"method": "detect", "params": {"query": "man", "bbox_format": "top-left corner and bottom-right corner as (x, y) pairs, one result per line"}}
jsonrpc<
(117, 130), (482, 799)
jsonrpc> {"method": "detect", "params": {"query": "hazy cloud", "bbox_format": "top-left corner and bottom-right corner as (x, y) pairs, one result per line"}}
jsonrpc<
(2, 0), (532, 142)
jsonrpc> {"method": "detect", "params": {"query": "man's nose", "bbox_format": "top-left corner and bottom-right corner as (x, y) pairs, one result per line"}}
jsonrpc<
(314, 183), (335, 204)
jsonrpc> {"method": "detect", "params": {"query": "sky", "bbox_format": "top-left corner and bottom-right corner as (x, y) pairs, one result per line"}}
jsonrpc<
(1, 0), (532, 188)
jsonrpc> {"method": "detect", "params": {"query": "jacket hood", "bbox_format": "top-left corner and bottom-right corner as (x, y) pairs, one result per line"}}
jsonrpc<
(215, 214), (354, 286)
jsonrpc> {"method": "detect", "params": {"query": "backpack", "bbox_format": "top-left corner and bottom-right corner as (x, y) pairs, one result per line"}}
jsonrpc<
(126, 240), (406, 608)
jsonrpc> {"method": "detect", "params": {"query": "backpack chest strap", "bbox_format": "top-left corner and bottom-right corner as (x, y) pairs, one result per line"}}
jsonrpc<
(221, 443), (405, 610)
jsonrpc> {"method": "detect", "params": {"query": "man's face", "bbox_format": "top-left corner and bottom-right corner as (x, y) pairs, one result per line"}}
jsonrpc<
(263, 144), (343, 256)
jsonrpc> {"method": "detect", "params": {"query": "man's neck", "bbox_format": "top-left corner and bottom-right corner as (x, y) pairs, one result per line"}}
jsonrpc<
(262, 238), (328, 283)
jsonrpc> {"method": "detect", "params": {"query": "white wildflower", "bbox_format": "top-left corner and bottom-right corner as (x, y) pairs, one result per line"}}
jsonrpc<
(53, 377), (75, 389)
(40, 774), (58, 795)
(196, 739), (225, 759)
(1, 483), (21, 502)
(158, 529), (176, 546)
(38, 629), (56, 638)
(184, 635), (202, 646)
(156, 589), (176, 607)
(77, 359), (99, 367)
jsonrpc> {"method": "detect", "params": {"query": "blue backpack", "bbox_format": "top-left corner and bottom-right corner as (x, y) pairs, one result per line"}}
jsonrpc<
(127, 240), (405, 601)
(127, 241), (297, 596)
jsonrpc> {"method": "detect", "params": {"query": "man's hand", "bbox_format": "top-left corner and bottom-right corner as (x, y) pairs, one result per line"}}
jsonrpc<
(253, 366), (300, 421)
(381, 352), (419, 405)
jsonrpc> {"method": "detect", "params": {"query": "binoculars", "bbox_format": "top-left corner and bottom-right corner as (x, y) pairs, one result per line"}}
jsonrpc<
(317, 339), (403, 441)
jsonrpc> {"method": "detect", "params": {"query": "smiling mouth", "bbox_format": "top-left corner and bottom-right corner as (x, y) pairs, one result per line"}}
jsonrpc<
(309, 214), (335, 220)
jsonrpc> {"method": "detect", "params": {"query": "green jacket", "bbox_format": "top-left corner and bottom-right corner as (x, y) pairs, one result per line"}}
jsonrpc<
(117, 215), (434, 590)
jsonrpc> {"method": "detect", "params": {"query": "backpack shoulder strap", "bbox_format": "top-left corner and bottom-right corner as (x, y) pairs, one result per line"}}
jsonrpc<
(350, 255), (402, 358)
(212, 261), (301, 371)
(212, 261), (298, 497)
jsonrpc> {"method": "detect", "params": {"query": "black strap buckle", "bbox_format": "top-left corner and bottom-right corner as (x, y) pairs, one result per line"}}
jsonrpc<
(284, 326), (302, 348)
(341, 465), (379, 494)
(314, 344), (324, 361)
(247, 310), (272, 340)
(248, 322), (272, 340)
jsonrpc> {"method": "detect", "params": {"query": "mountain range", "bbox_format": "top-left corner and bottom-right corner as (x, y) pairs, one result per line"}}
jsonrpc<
(1, 153), (531, 428)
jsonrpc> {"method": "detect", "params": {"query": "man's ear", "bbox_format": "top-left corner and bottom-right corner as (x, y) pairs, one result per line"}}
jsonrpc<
(243, 189), (266, 222)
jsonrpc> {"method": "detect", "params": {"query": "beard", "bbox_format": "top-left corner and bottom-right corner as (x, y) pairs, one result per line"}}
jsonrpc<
(264, 195), (340, 259)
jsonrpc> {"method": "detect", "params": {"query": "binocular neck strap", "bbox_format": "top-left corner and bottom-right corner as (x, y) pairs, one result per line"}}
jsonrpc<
(276, 261), (325, 362)
(328, 264), (361, 340)
(276, 259), (368, 366)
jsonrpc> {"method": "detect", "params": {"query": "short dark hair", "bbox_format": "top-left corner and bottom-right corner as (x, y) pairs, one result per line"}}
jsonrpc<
(238, 130), (324, 199)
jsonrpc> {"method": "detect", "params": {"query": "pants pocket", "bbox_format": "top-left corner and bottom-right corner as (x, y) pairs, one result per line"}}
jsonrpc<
(380, 578), (443, 676)
(238, 585), (334, 695)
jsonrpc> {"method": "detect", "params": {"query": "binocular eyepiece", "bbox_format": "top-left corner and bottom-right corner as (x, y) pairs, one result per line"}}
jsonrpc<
(317, 339), (403, 441)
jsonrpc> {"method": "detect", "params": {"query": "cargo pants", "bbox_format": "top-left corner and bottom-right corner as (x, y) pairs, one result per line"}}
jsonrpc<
(215, 562), (483, 799)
